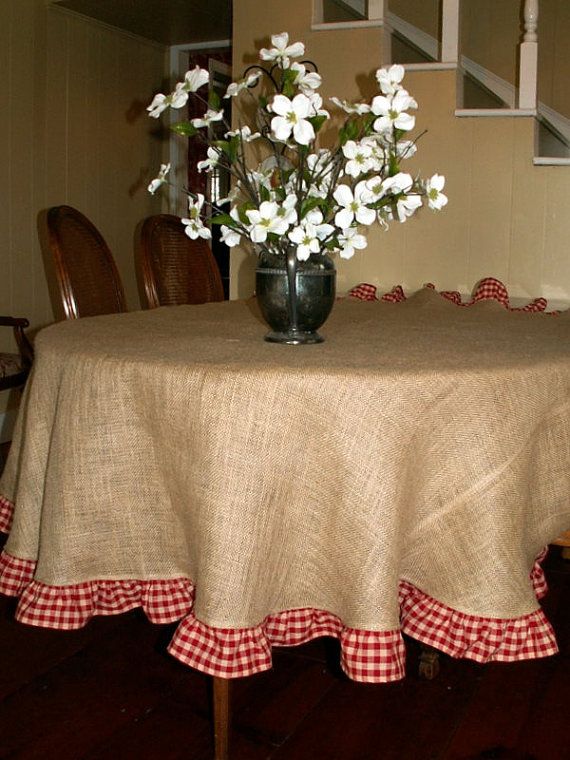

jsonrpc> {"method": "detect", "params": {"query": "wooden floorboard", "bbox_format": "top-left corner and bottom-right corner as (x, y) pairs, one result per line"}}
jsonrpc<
(1, 441), (569, 759)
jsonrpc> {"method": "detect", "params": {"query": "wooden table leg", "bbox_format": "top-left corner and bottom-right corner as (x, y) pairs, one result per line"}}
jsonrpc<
(213, 676), (230, 760)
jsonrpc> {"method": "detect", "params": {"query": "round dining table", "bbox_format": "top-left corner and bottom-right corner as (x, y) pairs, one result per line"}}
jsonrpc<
(1, 289), (569, 755)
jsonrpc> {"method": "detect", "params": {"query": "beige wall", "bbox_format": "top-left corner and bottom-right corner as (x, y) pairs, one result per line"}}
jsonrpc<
(388, 0), (439, 37)
(1, 0), (166, 425)
(461, 0), (521, 87)
(538, 0), (570, 119)
(230, 0), (570, 307)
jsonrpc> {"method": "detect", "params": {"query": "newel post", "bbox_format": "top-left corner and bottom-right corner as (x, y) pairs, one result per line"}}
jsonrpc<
(518, 0), (539, 109)
(441, 0), (460, 63)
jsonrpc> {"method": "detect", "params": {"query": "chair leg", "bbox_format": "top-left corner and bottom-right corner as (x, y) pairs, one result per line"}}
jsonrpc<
(213, 676), (230, 760)
(418, 644), (440, 679)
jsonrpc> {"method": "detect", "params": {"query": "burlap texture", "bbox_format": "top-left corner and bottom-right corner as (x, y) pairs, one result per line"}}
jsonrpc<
(2, 289), (570, 630)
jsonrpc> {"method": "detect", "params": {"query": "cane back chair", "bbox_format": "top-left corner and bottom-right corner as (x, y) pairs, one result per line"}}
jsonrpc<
(46, 205), (127, 319)
(136, 214), (224, 309)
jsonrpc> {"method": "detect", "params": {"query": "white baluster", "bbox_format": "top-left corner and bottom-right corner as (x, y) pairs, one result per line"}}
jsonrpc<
(367, 0), (384, 20)
(523, 0), (539, 42)
(518, 0), (539, 108)
(441, 0), (460, 63)
(313, 0), (324, 24)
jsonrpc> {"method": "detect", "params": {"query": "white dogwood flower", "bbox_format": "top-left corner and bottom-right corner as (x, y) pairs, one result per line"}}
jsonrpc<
(337, 227), (368, 259)
(329, 97), (371, 115)
(288, 209), (333, 261)
(197, 147), (220, 173)
(220, 208), (242, 247)
(425, 174), (448, 210)
(333, 182), (376, 229)
(395, 193), (423, 222)
(288, 222), (322, 261)
(259, 32), (305, 69)
(170, 82), (190, 109)
(371, 89), (416, 133)
(342, 140), (373, 178)
(291, 63), (322, 93)
(147, 163), (170, 194)
(246, 201), (294, 243)
(192, 109), (224, 129)
(184, 66), (210, 92)
(147, 93), (170, 118)
(224, 125), (261, 142)
(270, 93), (315, 145)
(224, 71), (262, 98)
(375, 64), (405, 95)
(182, 194), (211, 240)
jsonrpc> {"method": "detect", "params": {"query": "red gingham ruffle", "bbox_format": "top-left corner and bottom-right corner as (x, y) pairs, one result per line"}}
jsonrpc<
(399, 580), (557, 662)
(0, 551), (35, 595)
(0, 494), (13, 533)
(348, 277), (560, 314)
(0, 479), (559, 685)
(0, 544), (556, 683)
(168, 607), (406, 682)
(13, 576), (195, 629)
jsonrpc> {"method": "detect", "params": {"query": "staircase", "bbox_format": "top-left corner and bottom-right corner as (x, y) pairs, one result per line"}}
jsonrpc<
(313, 0), (570, 164)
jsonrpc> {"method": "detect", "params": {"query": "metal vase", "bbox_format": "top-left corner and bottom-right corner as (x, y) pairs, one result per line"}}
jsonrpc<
(255, 247), (336, 344)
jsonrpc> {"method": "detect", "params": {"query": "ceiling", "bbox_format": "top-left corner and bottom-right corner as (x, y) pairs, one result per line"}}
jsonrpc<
(52, 0), (232, 46)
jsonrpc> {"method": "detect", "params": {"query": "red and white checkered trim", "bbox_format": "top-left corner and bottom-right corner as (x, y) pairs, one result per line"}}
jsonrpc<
(1, 548), (556, 683)
(399, 580), (557, 663)
(0, 551), (35, 595)
(168, 607), (407, 682)
(13, 576), (195, 629)
(530, 547), (549, 599)
(0, 494), (14, 533)
(348, 282), (378, 301)
(349, 277), (560, 313)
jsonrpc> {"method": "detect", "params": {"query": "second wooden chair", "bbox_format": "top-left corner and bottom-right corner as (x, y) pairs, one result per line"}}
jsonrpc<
(136, 214), (224, 309)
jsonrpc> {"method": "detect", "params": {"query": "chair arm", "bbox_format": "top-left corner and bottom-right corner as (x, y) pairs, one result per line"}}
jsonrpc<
(0, 316), (34, 367)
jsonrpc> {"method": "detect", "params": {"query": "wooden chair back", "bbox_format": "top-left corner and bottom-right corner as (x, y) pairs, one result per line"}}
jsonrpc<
(137, 214), (224, 309)
(46, 205), (127, 319)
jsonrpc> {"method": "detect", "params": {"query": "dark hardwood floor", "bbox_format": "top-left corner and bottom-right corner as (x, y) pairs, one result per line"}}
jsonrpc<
(0, 441), (569, 759)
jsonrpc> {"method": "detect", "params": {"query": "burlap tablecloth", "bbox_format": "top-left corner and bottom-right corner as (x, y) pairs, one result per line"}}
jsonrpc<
(2, 289), (570, 637)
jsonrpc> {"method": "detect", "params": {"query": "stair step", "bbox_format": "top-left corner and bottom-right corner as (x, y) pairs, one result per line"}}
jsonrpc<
(455, 108), (537, 117)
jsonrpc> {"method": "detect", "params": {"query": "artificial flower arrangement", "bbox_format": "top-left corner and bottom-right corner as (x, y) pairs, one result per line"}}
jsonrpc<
(146, 31), (447, 266)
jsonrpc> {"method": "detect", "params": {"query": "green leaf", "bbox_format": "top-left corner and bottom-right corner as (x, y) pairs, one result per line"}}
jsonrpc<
(281, 68), (297, 98)
(389, 155), (400, 176)
(209, 90), (221, 110)
(300, 196), (323, 218)
(171, 121), (198, 137)
(338, 119), (359, 146)
(308, 115), (327, 134)
(345, 119), (359, 141)
(211, 213), (235, 226)
(362, 112), (376, 135)
(212, 139), (231, 157)
(259, 185), (271, 202)
(237, 202), (255, 225)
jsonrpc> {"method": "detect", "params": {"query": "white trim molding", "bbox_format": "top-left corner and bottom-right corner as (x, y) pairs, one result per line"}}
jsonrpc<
(385, 11), (437, 60)
(311, 19), (383, 31)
